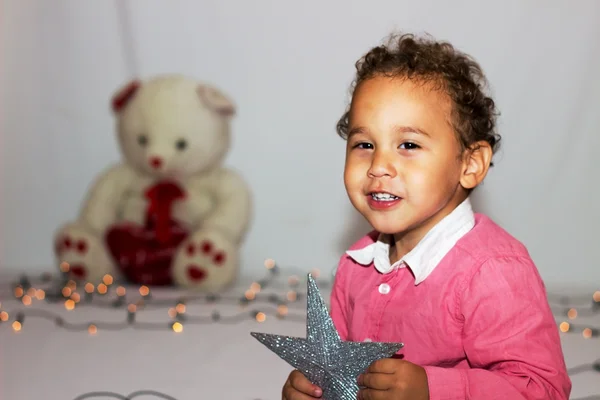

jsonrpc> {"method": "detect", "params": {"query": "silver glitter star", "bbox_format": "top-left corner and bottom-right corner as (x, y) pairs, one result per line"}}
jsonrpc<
(250, 273), (404, 400)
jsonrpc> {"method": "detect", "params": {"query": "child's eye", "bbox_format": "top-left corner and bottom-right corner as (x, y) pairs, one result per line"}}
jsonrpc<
(399, 142), (420, 150)
(352, 142), (373, 150)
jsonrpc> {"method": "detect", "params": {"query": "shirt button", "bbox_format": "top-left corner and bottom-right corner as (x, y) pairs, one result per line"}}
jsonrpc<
(378, 283), (391, 294)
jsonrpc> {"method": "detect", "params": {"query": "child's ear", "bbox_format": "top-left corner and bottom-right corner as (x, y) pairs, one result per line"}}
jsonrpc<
(460, 141), (493, 190)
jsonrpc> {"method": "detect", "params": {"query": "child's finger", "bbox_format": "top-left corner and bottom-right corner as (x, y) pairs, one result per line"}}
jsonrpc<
(357, 371), (393, 390)
(282, 381), (322, 400)
(366, 358), (400, 374)
(289, 370), (323, 397)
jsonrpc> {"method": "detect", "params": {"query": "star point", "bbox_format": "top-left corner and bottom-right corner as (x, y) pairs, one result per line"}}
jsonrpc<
(250, 273), (404, 400)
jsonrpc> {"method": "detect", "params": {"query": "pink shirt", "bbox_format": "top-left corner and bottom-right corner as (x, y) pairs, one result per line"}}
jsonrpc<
(329, 212), (571, 400)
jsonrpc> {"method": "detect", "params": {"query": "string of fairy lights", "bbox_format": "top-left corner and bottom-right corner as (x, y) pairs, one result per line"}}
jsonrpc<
(0, 261), (597, 338)
(0, 259), (332, 334)
(0, 261), (598, 400)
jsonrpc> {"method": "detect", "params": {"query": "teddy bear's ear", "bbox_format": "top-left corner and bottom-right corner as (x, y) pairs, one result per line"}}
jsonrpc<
(197, 84), (236, 118)
(111, 79), (141, 114)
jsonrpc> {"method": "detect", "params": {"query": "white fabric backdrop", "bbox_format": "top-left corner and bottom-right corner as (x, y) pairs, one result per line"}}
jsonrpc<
(2, 1), (599, 290)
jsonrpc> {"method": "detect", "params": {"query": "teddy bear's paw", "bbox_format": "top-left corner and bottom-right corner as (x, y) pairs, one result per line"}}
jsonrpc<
(172, 229), (239, 291)
(54, 223), (118, 284)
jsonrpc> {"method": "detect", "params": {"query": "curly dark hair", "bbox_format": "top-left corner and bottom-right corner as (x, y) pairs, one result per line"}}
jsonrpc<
(336, 32), (501, 163)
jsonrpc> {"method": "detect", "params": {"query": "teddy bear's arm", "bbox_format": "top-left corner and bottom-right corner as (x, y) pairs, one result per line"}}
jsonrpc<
(78, 164), (137, 235)
(200, 167), (252, 244)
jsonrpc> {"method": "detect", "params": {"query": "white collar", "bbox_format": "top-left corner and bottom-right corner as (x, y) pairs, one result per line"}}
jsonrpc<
(345, 198), (475, 285)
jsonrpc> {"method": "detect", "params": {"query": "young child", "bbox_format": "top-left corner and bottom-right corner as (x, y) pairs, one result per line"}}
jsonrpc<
(281, 32), (571, 400)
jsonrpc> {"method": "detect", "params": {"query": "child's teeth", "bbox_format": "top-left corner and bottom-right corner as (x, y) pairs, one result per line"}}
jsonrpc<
(372, 193), (399, 201)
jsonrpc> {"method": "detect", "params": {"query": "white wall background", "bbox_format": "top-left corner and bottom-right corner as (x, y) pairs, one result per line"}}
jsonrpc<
(2, 0), (599, 290)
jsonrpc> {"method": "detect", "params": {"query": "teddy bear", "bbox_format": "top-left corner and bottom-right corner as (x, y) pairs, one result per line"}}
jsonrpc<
(53, 74), (252, 291)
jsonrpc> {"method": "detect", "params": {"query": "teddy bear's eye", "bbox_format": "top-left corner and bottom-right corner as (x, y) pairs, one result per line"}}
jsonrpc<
(175, 139), (187, 151)
(138, 135), (148, 146)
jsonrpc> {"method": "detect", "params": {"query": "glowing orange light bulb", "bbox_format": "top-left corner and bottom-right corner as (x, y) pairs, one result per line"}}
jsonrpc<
(102, 274), (114, 285)
(172, 322), (183, 333)
(255, 312), (266, 322)
(59, 262), (70, 273)
(139, 286), (150, 296)
(97, 284), (108, 294)
(65, 299), (75, 310)
(277, 305), (288, 316)
(21, 295), (32, 306)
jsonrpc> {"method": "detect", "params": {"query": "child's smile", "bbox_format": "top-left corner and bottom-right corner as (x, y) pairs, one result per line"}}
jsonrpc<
(367, 191), (402, 210)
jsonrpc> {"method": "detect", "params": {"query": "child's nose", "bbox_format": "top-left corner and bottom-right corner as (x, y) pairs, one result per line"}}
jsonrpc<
(368, 151), (397, 178)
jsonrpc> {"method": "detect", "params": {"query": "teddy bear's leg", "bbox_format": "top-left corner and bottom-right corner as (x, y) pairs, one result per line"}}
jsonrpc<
(54, 222), (119, 284)
(171, 229), (239, 291)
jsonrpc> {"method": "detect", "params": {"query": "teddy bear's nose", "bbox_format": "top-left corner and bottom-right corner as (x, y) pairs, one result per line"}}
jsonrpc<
(149, 156), (163, 169)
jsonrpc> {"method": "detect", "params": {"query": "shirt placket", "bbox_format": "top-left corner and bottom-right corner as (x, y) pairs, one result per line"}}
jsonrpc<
(363, 265), (402, 342)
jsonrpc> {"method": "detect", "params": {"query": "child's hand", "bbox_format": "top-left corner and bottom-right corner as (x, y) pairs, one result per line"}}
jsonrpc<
(282, 369), (323, 399)
(357, 358), (429, 400)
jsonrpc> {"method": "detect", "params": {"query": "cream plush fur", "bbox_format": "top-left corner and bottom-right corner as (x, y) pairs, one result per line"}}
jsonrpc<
(53, 74), (252, 291)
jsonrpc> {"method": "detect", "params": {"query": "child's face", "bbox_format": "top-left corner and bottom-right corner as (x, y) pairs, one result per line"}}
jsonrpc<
(344, 75), (470, 241)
